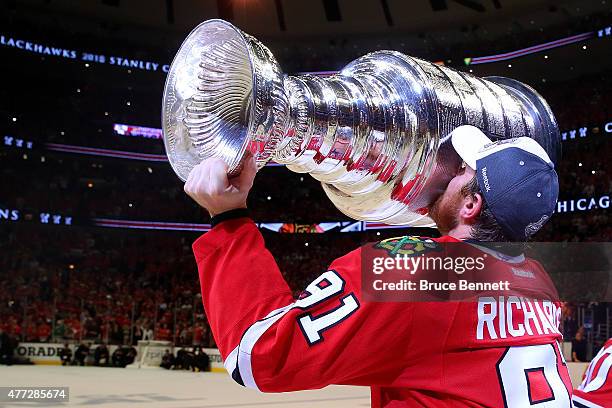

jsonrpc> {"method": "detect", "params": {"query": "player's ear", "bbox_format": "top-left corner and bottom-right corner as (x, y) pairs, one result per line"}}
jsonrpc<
(459, 191), (483, 223)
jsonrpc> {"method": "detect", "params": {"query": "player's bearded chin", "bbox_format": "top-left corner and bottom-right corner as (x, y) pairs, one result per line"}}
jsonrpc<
(429, 188), (462, 234)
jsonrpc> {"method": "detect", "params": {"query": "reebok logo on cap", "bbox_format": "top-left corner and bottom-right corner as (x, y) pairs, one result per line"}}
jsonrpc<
(481, 167), (491, 192)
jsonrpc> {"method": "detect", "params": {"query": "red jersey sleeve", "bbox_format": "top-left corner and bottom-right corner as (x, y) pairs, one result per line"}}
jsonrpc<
(573, 338), (612, 407)
(193, 217), (416, 392)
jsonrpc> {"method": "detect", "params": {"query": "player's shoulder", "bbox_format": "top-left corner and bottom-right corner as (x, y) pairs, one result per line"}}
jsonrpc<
(573, 337), (612, 407)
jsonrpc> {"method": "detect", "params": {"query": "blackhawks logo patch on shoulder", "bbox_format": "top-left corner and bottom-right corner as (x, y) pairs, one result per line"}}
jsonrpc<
(374, 236), (441, 256)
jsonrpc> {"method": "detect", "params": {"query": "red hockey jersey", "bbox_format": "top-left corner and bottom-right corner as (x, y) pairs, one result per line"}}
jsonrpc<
(193, 217), (572, 407)
(573, 338), (612, 408)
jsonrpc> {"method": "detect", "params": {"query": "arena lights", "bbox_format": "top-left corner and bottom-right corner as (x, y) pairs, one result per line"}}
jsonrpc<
(562, 126), (588, 140)
(3, 136), (33, 149)
(465, 31), (595, 65)
(597, 26), (612, 37)
(108, 115), (608, 154)
(113, 123), (162, 140)
(44, 142), (168, 162)
(4, 198), (608, 231)
(3, 116), (609, 170)
(40, 212), (73, 225)
(81, 195), (593, 232)
(2, 119), (607, 167)
(0, 209), (72, 226)
(93, 218), (212, 232)
(0, 27), (604, 74)
(12, 117), (16, 122)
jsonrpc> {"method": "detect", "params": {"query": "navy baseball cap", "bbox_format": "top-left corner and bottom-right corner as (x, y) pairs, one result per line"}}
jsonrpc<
(450, 125), (559, 241)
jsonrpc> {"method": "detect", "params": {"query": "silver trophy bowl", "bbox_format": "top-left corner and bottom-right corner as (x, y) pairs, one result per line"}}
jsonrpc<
(163, 19), (560, 226)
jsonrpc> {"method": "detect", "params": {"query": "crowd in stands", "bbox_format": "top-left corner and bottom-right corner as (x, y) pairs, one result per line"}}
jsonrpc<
(0, 224), (214, 348)
(0, 222), (377, 349)
(1, 212), (609, 351)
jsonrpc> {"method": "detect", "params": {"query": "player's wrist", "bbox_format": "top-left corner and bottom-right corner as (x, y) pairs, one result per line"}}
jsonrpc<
(210, 207), (250, 227)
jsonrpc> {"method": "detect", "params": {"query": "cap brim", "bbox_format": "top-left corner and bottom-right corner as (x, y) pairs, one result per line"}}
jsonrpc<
(450, 125), (492, 169)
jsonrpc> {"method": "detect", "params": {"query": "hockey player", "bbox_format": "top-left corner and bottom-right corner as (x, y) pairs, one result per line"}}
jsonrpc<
(185, 125), (571, 407)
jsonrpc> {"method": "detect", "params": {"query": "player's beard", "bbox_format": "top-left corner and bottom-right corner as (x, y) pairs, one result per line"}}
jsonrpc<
(429, 188), (463, 235)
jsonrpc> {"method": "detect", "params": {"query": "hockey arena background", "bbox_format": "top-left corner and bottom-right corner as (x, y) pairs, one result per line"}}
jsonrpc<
(0, 0), (610, 407)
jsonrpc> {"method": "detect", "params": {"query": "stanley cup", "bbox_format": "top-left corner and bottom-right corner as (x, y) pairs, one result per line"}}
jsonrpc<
(162, 19), (560, 226)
